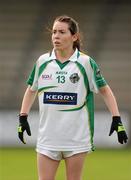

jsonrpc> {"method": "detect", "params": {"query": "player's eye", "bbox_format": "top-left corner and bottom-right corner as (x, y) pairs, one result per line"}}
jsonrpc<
(52, 30), (57, 34)
(52, 30), (66, 35)
(60, 30), (65, 34)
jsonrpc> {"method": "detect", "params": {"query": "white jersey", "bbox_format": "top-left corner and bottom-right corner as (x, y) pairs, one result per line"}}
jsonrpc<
(27, 48), (107, 151)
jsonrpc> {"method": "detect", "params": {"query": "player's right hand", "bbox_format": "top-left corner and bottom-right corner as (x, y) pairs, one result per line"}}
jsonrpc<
(18, 114), (31, 144)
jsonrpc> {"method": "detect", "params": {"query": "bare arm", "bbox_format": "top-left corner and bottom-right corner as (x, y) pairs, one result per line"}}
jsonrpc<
(20, 86), (37, 115)
(99, 85), (120, 116)
(99, 85), (128, 144)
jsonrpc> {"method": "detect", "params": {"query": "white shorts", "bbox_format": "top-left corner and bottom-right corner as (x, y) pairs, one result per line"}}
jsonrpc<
(36, 148), (89, 161)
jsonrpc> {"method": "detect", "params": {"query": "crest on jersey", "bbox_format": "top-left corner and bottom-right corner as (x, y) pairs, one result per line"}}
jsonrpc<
(96, 69), (101, 77)
(69, 73), (80, 83)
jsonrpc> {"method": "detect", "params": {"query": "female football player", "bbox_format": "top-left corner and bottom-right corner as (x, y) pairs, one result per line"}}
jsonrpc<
(18, 15), (128, 180)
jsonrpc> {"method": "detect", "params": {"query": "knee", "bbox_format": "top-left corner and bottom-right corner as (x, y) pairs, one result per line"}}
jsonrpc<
(67, 175), (82, 180)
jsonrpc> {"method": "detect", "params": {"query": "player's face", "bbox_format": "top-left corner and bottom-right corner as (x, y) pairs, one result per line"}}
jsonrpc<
(52, 21), (77, 51)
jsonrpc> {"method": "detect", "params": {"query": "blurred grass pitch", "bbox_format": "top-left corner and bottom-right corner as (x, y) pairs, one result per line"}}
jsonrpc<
(0, 148), (130, 180)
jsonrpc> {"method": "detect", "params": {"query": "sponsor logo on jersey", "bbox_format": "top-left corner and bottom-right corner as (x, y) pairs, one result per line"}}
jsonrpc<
(56, 71), (67, 75)
(43, 92), (77, 105)
(70, 73), (80, 83)
(41, 74), (52, 80)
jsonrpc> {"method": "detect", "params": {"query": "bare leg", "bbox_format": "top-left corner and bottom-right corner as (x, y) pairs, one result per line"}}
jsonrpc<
(37, 153), (60, 180)
(65, 152), (87, 180)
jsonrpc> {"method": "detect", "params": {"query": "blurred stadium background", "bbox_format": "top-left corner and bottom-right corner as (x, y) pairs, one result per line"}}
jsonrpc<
(0, 0), (131, 179)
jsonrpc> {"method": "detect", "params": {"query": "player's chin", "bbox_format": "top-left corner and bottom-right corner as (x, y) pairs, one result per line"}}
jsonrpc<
(53, 44), (63, 50)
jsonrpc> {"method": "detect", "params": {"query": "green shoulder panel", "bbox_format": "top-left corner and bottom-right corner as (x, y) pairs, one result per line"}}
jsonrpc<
(89, 57), (107, 88)
(38, 60), (52, 78)
(26, 59), (52, 86)
(26, 63), (36, 86)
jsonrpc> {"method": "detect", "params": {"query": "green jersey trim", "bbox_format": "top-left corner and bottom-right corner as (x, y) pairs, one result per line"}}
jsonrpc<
(27, 59), (53, 88)
(59, 102), (85, 111)
(27, 64), (36, 85)
(89, 57), (107, 88)
(38, 86), (58, 95)
(75, 61), (90, 94)
(39, 60), (52, 77)
(55, 60), (70, 69)
(85, 92), (95, 151)
(75, 61), (94, 150)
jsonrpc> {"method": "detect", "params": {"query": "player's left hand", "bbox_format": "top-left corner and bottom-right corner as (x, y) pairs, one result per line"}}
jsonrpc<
(18, 114), (31, 144)
(109, 116), (128, 144)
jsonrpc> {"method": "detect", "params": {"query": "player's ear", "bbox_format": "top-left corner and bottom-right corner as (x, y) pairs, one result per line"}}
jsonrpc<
(72, 33), (78, 42)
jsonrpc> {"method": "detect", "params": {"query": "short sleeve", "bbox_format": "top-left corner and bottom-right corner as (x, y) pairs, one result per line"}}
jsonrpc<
(89, 58), (107, 93)
(26, 62), (39, 91)
(27, 64), (36, 85)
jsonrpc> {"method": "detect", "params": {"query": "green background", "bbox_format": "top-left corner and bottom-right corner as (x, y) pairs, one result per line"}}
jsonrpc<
(0, 148), (130, 180)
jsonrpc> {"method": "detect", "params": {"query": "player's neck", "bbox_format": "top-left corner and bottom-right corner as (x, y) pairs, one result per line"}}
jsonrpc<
(55, 48), (74, 63)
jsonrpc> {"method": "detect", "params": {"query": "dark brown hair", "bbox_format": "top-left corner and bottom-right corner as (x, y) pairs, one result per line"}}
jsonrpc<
(54, 15), (82, 51)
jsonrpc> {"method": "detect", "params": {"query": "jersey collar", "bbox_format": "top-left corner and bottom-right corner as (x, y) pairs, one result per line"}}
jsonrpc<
(69, 48), (80, 62)
(49, 48), (80, 62)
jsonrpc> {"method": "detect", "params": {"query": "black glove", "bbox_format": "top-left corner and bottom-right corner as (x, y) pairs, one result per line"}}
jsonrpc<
(18, 114), (31, 144)
(109, 116), (128, 144)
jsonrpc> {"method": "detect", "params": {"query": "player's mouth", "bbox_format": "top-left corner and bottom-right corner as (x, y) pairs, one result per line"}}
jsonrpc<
(54, 41), (61, 46)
